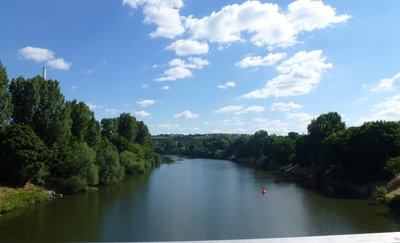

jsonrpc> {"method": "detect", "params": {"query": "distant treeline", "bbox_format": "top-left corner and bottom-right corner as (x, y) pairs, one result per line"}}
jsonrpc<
(0, 60), (161, 194)
(153, 112), (400, 185)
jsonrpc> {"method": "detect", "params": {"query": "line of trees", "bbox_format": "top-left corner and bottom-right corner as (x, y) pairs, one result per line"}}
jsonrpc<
(153, 112), (400, 185)
(0, 60), (161, 193)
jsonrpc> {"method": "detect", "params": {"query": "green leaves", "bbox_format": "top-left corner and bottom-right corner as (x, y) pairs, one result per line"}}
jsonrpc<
(0, 124), (49, 185)
(0, 60), (13, 127)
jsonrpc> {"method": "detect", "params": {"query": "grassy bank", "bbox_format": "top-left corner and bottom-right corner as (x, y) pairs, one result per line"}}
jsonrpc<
(0, 183), (49, 215)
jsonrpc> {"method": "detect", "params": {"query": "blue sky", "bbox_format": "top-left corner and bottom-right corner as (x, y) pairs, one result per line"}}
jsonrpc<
(1, 0), (399, 135)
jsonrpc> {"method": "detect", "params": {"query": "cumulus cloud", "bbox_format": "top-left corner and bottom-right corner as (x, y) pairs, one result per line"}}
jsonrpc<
(271, 102), (302, 112)
(137, 99), (156, 107)
(217, 81), (236, 89)
(213, 105), (264, 114)
(252, 118), (290, 135)
(158, 123), (179, 129)
(240, 50), (332, 99)
(173, 110), (199, 118)
(87, 103), (103, 110)
(133, 110), (152, 117)
(236, 53), (286, 68)
(123, 0), (349, 50)
(156, 57), (209, 81)
(123, 0), (184, 39)
(166, 39), (209, 55)
(371, 73), (400, 92)
(213, 105), (243, 113)
(371, 94), (400, 121)
(18, 46), (71, 70)
(162, 85), (170, 90)
(184, 0), (349, 49)
(285, 112), (314, 122)
(236, 105), (265, 114)
(104, 109), (119, 115)
(287, 0), (351, 32)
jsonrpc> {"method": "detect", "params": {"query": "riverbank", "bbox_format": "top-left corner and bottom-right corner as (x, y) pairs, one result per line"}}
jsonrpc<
(0, 182), (50, 215)
(283, 163), (400, 201)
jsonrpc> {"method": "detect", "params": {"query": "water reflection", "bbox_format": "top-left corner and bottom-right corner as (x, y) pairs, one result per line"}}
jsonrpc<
(0, 156), (398, 242)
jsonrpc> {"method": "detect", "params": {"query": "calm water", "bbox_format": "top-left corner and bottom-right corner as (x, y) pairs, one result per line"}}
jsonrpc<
(1, 156), (399, 242)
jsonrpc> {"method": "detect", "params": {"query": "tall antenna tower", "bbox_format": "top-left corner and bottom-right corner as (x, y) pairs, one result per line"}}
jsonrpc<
(42, 67), (46, 80)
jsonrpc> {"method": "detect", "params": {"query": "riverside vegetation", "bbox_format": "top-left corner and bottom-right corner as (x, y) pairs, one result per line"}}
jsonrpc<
(153, 113), (400, 211)
(1, 59), (400, 213)
(0, 60), (161, 214)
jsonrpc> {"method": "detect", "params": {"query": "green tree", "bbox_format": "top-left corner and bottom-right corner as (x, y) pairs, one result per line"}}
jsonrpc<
(101, 118), (118, 139)
(9, 76), (71, 149)
(0, 124), (49, 185)
(135, 120), (151, 146)
(85, 112), (101, 147)
(386, 157), (400, 177)
(96, 139), (125, 185)
(120, 150), (147, 174)
(0, 60), (13, 127)
(67, 99), (91, 142)
(117, 113), (138, 143)
(306, 112), (346, 165)
(58, 142), (99, 193)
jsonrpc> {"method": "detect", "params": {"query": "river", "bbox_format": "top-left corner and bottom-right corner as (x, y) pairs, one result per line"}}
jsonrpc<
(0, 156), (399, 242)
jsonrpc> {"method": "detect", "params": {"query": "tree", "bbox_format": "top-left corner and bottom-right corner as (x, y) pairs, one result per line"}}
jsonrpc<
(117, 113), (138, 143)
(101, 118), (118, 139)
(0, 124), (49, 185)
(85, 112), (101, 147)
(59, 142), (99, 193)
(135, 120), (151, 146)
(120, 150), (147, 174)
(306, 112), (346, 165)
(0, 60), (13, 127)
(9, 76), (71, 149)
(68, 99), (91, 142)
(96, 139), (125, 185)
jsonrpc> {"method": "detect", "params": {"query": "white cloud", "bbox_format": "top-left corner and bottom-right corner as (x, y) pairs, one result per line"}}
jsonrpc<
(162, 85), (170, 90)
(166, 39), (209, 56)
(156, 57), (209, 81)
(251, 118), (289, 135)
(217, 118), (245, 126)
(137, 99), (156, 107)
(88, 103), (104, 110)
(184, 0), (349, 49)
(371, 94), (400, 121)
(371, 73), (400, 92)
(236, 53), (286, 68)
(156, 66), (192, 81)
(19, 46), (54, 62)
(158, 123), (179, 129)
(104, 109), (119, 115)
(47, 58), (71, 70)
(133, 110), (152, 117)
(271, 101), (302, 112)
(123, 0), (184, 39)
(240, 50), (332, 99)
(18, 46), (71, 70)
(236, 105), (265, 114)
(285, 112), (314, 122)
(214, 105), (243, 113)
(173, 110), (199, 118)
(287, 0), (351, 32)
(217, 81), (236, 89)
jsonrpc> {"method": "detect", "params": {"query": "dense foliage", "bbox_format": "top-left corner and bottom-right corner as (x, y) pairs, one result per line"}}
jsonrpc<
(0, 61), (161, 193)
(153, 112), (400, 185)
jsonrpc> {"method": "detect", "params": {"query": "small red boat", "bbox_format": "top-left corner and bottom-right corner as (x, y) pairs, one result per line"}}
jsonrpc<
(262, 187), (266, 194)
